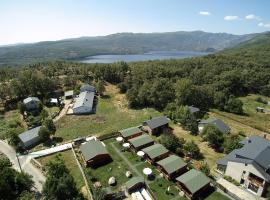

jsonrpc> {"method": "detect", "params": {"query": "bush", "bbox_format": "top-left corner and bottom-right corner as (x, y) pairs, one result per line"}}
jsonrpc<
(159, 134), (185, 155)
(201, 125), (225, 151)
(224, 175), (240, 186)
(256, 97), (267, 104)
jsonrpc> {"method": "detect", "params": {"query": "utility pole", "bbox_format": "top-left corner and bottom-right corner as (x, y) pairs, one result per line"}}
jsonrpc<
(16, 153), (22, 172)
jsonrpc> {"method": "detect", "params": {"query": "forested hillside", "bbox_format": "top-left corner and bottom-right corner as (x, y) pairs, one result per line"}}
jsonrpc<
(0, 31), (258, 66)
(0, 33), (269, 114)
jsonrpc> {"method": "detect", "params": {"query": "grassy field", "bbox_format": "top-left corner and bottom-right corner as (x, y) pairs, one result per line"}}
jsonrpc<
(210, 94), (270, 139)
(36, 150), (85, 190)
(0, 110), (25, 139)
(172, 125), (225, 171)
(45, 106), (60, 117)
(55, 84), (161, 140)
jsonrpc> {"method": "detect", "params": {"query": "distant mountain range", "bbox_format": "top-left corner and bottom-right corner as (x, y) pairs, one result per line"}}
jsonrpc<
(0, 31), (264, 66)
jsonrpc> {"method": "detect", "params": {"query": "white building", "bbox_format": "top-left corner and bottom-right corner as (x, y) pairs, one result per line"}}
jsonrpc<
(73, 91), (95, 114)
(217, 136), (270, 197)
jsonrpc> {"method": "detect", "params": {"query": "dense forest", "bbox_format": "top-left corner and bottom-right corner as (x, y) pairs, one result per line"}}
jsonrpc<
(0, 33), (270, 116)
(0, 31), (259, 66)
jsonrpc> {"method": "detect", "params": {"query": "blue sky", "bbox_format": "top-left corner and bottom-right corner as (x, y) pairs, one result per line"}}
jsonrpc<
(0, 0), (270, 45)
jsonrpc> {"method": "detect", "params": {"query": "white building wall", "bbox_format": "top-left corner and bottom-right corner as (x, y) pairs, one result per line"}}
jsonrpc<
(225, 161), (267, 197)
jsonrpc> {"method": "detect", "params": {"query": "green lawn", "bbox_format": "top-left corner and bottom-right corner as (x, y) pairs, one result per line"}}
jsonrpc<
(0, 110), (24, 139)
(55, 86), (161, 140)
(36, 150), (85, 190)
(149, 178), (185, 200)
(45, 106), (60, 118)
(205, 191), (231, 200)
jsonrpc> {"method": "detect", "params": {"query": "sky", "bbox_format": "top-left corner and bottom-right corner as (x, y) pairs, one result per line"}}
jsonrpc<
(0, 0), (270, 45)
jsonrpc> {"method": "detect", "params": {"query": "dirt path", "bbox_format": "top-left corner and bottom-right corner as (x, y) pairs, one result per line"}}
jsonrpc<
(53, 99), (71, 122)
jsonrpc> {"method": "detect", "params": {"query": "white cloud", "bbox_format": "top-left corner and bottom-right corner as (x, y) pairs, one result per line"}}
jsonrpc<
(258, 22), (270, 28)
(199, 11), (211, 16)
(224, 15), (239, 21)
(245, 14), (261, 21)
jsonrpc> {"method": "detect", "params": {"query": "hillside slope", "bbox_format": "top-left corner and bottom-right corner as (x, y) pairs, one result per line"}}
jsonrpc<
(0, 31), (257, 66)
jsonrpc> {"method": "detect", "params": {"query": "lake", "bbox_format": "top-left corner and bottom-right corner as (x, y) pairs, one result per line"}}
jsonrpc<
(80, 51), (210, 63)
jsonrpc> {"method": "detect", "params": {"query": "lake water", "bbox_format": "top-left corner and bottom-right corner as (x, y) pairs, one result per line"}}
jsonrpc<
(80, 51), (210, 63)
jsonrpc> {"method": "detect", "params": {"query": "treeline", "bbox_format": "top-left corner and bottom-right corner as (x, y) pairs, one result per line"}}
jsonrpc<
(0, 34), (270, 114)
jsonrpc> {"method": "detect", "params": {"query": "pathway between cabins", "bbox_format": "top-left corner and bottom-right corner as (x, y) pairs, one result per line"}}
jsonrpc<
(110, 143), (141, 177)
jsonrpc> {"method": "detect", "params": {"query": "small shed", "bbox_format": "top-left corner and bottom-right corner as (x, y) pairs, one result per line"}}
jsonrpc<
(23, 97), (40, 111)
(64, 90), (74, 99)
(176, 169), (211, 199)
(80, 140), (111, 168)
(80, 84), (96, 93)
(142, 143), (169, 164)
(256, 107), (264, 113)
(128, 134), (154, 151)
(157, 155), (187, 180)
(119, 126), (143, 140)
(143, 116), (170, 135)
(125, 177), (145, 193)
(198, 118), (230, 134)
(18, 126), (41, 149)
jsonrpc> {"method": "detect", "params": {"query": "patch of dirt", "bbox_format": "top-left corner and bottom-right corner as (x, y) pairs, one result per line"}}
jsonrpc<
(105, 83), (129, 112)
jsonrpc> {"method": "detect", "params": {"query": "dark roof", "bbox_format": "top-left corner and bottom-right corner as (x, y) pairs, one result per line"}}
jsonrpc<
(80, 140), (109, 161)
(73, 91), (95, 110)
(199, 118), (230, 134)
(128, 134), (154, 148)
(188, 106), (200, 114)
(119, 127), (142, 138)
(142, 144), (169, 160)
(176, 169), (210, 194)
(80, 84), (96, 93)
(143, 116), (169, 130)
(125, 177), (144, 190)
(157, 155), (187, 174)
(18, 126), (41, 143)
(217, 136), (270, 181)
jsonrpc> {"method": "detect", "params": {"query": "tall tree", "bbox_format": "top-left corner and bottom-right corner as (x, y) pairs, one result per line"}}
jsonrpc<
(42, 155), (84, 200)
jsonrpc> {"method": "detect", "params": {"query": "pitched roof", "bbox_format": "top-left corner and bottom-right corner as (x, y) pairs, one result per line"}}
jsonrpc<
(188, 106), (200, 114)
(142, 143), (169, 160)
(199, 118), (230, 134)
(128, 134), (154, 148)
(80, 84), (96, 93)
(125, 177), (144, 190)
(80, 140), (109, 161)
(143, 116), (169, 129)
(64, 90), (74, 96)
(119, 127), (142, 138)
(73, 91), (94, 110)
(157, 155), (187, 174)
(217, 135), (270, 181)
(23, 97), (40, 104)
(176, 169), (210, 194)
(18, 126), (41, 143)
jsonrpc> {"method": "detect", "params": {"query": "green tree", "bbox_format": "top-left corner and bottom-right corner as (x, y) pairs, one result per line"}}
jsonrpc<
(42, 155), (84, 200)
(184, 140), (200, 159)
(40, 109), (49, 121)
(164, 102), (177, 121)
(43, 118), (56, 134)
(201, 125), (225, 151)
(38, 126), (50, 141)
(266, 187), (270, 200)
(224, 96), (243, 114)
(176, 106), (198, 135)
(0, 158), (34, 200)
(159, 134), (185, 155)
(224, 135), (243, 154)
(175, 78), (193, 106)
(18, 102), (26, 114)
(96, 81), (105, 96)
(200, 162), (210, 176)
